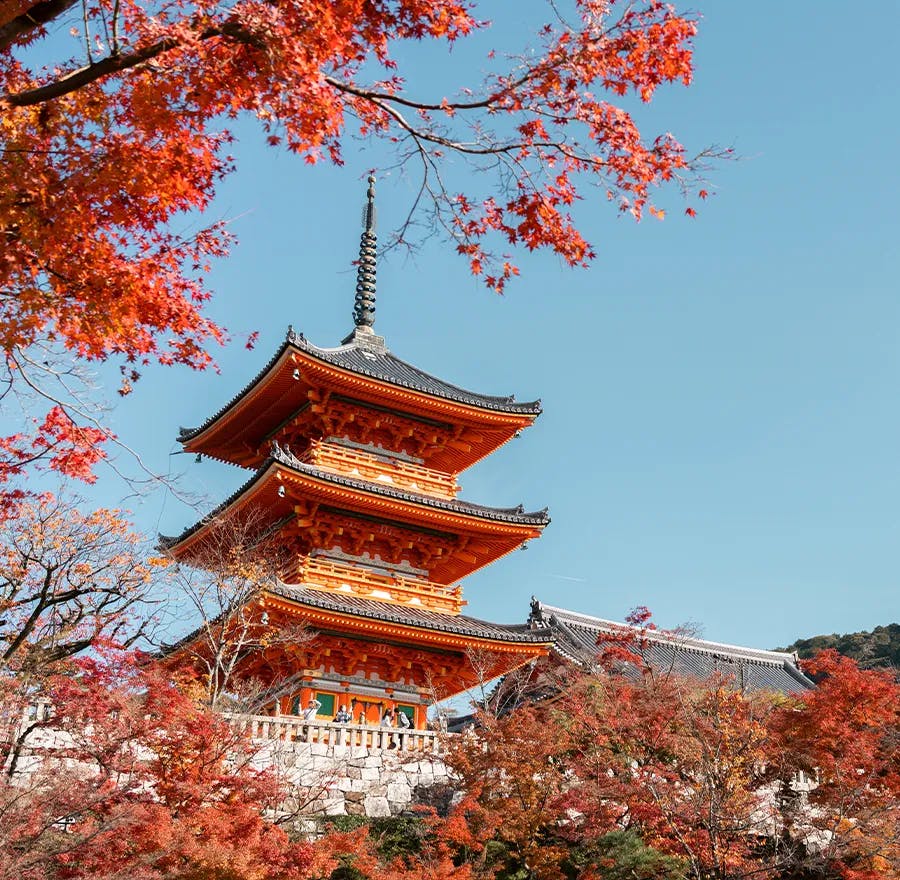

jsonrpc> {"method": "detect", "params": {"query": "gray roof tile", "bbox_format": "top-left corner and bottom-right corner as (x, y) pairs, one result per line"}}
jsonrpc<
(160, 446), (549, 550)
(531, 601), (814, 694)
(179, 328), (541, 442)
(270, 584), (553, 644)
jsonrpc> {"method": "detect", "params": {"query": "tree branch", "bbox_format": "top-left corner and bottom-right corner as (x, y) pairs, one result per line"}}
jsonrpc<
(0, 0), (79, 53)
(2, 20), (262, 108)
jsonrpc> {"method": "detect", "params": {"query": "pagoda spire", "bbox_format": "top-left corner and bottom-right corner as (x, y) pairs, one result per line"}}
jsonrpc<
(353, 175), (377, 331)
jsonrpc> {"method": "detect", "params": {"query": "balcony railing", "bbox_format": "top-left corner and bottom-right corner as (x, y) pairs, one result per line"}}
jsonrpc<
(294, 556), (464, 613)
(302, 440), (460, 498)
(225, 714), (445, 755)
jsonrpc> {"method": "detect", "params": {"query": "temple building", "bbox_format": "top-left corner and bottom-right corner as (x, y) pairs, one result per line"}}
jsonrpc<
(162, 178), (553, 727)
(163, 179), (812, 727)
(525, 600), (814, 693)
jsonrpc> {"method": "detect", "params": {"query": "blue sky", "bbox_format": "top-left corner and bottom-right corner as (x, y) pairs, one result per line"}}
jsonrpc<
(73, 2), (898, 651)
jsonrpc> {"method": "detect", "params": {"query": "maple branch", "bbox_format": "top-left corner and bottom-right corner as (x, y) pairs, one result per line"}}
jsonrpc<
(323, 74), (499, 114)
(6, 345), (204, 507)
(0, 0), (79, 52)
(2, 20), (262, 108)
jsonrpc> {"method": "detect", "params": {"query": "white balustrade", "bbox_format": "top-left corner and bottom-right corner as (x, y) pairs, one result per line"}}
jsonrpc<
(224, 713), (445, 755)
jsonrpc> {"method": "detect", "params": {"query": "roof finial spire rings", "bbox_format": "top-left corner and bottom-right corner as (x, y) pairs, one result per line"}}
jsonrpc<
(353, 175), (377, 330)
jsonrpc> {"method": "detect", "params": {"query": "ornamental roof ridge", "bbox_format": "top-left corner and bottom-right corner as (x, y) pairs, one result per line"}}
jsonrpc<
(534, 601), (803, 666)
(531, 600), (815, 693)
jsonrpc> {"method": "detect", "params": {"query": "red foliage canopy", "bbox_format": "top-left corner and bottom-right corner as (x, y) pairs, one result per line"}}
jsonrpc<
(0, 0), (717, 499)
(0, 648), (312, 880)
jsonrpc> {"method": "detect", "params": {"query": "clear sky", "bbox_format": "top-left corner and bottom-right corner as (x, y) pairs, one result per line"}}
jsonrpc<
(68, 2), (898, 651)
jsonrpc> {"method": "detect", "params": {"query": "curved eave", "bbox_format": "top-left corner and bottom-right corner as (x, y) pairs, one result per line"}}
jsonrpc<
(178, 329), (541, 450)
(290, 331), (542, 415)
(277, 449), (549, 526)
(264, 589), (553, 654)
(160, 589), (553, 663)
(160, 452), (549, 556)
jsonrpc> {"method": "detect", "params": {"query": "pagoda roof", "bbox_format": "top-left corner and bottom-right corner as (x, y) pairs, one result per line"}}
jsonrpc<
(160, 444), (549, 552)
(268, 583), (552, 646)
(178, 328), (541, 446)
(160, 583), (552, 663)
(530, 601), (815, 694)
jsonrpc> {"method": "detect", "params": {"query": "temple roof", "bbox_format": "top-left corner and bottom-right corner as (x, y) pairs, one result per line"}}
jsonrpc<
(269, 583), (552, 645)
(178, 328), (542, 446)
(529, 601), (814, 694)
(159, 444), (549, 551)
(160, 582), (552, 660)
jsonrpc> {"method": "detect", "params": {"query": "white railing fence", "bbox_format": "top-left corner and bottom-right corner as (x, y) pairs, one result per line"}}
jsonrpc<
(224, 714), (445, 754)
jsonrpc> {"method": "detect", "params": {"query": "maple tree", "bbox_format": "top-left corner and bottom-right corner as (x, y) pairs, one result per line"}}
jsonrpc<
(1, 0), (718, 500)
(768, 650), (900, 880)
(435, 637), (900, 880)
(160, 512), (312, 710)
(0, 646), (313, 880)
(0, 494), (152, 675)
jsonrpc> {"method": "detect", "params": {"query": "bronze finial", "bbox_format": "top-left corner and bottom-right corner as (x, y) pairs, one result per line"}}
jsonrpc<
(353, 175), (377, 329)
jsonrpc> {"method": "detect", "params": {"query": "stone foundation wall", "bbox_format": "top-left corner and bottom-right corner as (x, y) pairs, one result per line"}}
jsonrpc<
(254, 739), (457, 820)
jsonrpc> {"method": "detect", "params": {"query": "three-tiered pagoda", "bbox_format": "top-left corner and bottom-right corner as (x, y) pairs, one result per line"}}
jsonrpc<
(163, 178), (552, 727)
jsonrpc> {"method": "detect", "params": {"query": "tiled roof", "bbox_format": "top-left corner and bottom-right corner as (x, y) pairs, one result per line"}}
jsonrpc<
(178, 328), (541, 442)
(291, 330), (542, 415)
(160, 585), (553, 657)
(531, 601), (814, 694)
(269, 584), (553, 644)
(273, 446), (549, 524)
(159, 447), (549, 549)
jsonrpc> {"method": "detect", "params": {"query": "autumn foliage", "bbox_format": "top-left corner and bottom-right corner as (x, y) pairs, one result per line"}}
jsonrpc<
(2, 610), (898, 880)
(0, 647), (313, 880)
(429, 650), (900, 880)
(0, 494), (152, 673)
(1, 0), (718, 500)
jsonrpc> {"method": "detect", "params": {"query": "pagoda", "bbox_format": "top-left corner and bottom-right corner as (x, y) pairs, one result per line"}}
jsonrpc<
(162, 178), (552, 728)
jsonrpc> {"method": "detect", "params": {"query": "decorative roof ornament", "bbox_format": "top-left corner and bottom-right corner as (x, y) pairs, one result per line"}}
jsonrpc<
(353, 175), (378, 331)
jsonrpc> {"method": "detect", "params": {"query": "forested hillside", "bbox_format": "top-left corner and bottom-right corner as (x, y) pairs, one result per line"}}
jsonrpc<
(779, 624), (900, 670)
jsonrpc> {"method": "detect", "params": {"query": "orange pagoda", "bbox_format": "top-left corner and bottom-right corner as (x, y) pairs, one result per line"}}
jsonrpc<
(162, 178), (552, 728)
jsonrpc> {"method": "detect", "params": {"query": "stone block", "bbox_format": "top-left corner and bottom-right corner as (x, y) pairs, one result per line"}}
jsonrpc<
(364, 755), (383, 768)
(346, 799), (366, 816)
(346, 767), (362, 780)
(386, 782), (411, 803)
(324, 798), (346, 816)
(364, 796), (391, 818)
(344, 790), (366, 803)
(335, 777), (354, 792)
(310, 742), (329, 757)
(401, 762), (420, 773)
(360, 767), (380, 781)
(349, 778), (366, 792)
